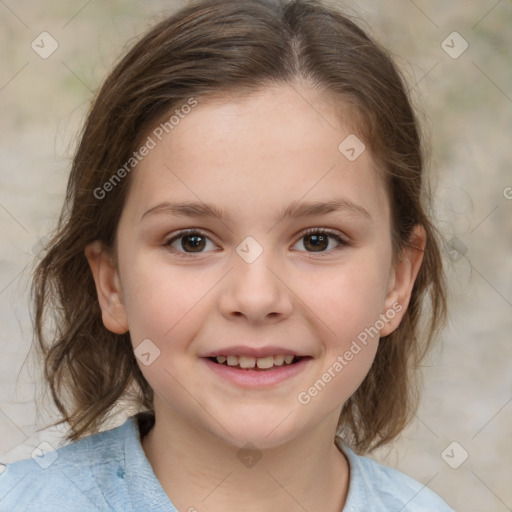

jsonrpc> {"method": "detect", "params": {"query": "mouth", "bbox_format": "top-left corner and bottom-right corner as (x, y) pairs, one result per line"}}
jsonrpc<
(205, 354), (310, 371)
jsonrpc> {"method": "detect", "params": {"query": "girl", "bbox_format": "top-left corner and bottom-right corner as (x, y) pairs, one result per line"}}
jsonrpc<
(0, 0), (453, 510)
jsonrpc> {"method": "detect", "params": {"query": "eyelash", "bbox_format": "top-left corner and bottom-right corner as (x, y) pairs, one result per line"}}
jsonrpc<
(162, 228), (349, 258)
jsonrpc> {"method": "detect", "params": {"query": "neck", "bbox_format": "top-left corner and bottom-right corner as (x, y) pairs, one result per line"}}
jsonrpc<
(140, 402), (350, 512)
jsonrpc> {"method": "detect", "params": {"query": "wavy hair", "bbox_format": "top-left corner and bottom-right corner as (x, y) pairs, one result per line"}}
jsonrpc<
(32, 0), (447, 453)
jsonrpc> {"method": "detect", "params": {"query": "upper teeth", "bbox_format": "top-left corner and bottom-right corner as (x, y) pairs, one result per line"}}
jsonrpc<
(215, 354), (295, 368)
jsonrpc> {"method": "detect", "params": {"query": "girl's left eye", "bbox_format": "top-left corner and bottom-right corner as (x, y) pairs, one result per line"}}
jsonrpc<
(291, 228), (349, 256)
(163, 228), (349, 257)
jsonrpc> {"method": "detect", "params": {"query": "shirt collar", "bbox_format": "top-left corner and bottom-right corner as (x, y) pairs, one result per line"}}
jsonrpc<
(123, 414), (178, 512)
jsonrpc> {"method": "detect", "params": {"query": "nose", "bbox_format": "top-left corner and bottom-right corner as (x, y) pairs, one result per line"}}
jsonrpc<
(218, 244), (294, 324)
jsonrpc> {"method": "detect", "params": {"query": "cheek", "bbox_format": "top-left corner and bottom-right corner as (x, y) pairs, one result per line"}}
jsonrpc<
(121, 263), (215, 396)
(292, 253), (389, 399)
(294, 276), (383, 411)
(119, 251), (216, 344)
(296, 256), (390, 342)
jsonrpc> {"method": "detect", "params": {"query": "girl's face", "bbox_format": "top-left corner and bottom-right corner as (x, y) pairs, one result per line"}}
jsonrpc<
(87, 83), (423, 449)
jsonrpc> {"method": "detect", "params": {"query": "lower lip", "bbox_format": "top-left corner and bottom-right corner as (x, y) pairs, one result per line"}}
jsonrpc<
(202, 357), (312, 387)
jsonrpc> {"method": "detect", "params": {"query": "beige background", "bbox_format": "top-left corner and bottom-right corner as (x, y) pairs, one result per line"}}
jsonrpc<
(0, 1), (511, 511)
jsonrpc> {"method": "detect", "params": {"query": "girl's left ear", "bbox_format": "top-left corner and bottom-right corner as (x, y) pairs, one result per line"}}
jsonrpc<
(380, 224), (426, 337)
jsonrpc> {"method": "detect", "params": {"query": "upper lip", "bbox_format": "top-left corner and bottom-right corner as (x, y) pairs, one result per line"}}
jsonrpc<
(201, 345), (310, 358)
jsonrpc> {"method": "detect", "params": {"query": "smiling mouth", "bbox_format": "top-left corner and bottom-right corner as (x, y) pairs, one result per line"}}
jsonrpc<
(206, 355), (309, 371)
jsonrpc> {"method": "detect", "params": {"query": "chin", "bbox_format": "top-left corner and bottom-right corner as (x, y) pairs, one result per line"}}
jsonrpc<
(207, 408), (311, 451)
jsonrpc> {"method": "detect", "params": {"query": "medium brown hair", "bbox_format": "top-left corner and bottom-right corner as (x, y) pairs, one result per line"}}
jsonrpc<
(32, 0), (447, 453)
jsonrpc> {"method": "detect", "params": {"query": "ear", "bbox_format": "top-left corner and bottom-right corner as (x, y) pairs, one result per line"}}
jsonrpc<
(85, 241), (129, 334)
(379, 224), (426, 337)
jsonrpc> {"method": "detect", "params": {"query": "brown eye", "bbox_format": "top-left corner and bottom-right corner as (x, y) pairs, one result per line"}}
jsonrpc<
(292, 228), (349, 256)
(303, 233), (330, 252)
(180, 233), (206, 252)
(164, 230), (217, 256)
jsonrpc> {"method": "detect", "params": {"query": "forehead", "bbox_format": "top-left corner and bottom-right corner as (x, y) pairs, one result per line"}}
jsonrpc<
(124, 83), (389, 225)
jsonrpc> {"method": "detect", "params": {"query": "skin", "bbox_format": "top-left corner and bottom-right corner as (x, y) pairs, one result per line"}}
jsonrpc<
(86, 81), (425, 512)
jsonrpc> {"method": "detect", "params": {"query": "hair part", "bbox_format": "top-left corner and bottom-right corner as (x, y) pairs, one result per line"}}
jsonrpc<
(32, 0), (447, 453)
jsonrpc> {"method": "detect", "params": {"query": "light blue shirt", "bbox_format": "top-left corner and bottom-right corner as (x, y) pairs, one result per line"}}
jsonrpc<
(0, 414), (454, 511)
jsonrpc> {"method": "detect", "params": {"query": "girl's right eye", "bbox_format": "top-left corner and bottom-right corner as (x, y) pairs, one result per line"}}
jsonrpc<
(163, 230), (218, 257)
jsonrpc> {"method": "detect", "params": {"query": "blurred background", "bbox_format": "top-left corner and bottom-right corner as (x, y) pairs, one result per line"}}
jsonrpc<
(0, 1), (510, 510)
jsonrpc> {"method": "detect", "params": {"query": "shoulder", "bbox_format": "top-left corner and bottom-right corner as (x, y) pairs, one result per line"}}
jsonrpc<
(338, 439), (455, 511)
(0, 416), (137, 512)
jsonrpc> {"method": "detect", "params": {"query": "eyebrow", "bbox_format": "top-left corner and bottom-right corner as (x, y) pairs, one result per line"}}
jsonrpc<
(140, 198), (372, 223)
